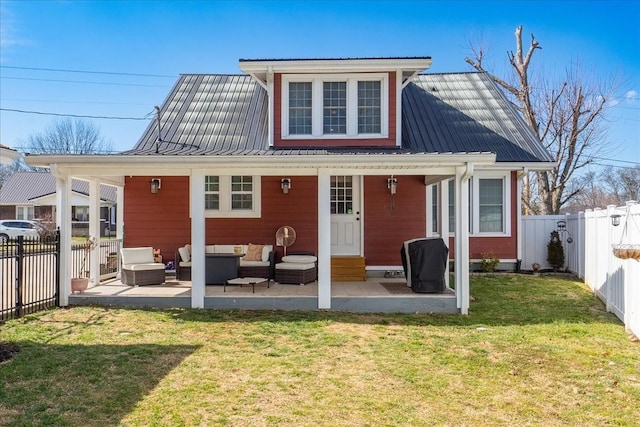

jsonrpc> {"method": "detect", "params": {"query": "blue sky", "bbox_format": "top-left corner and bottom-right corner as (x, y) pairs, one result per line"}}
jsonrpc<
(1, 0), (638, 169)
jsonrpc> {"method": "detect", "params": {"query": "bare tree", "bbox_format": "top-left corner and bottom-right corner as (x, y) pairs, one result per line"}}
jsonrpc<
(602, 165), (640, 205)
(465, 26), (617, 214)
(26, 118), (112, 154)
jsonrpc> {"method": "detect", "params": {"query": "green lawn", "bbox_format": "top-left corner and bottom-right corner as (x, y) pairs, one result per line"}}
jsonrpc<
(1, 275), (638, 426)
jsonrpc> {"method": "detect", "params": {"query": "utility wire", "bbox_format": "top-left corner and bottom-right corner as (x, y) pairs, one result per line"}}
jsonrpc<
(0, 65), (175, 78)
(591, 156), (640, 165)
(1, 76), (168, 87)
(0, 108), (151, 121)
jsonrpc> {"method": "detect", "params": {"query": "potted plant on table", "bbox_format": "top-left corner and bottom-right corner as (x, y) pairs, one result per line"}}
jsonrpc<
(71, 235), (97, 294)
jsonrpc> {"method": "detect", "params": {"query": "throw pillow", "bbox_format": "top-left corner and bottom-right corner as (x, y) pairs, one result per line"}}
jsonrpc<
(245, 244), (264, 261)
(178, 246), (191, 263)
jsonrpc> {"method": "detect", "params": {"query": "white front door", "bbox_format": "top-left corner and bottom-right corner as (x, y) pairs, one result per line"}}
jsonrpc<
(330, 176), (361, 255)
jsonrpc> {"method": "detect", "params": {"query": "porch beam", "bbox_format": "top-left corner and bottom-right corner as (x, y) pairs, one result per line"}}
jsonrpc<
(190, 170), (206, 309)
(317, 169), (331, 309)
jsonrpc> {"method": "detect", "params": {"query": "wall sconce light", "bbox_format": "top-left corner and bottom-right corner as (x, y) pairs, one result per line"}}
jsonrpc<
(150, 178), (161, 194)
(611, 214), (621, 227)
(281, 178), (291, 194)
(387, 176), (397, 195)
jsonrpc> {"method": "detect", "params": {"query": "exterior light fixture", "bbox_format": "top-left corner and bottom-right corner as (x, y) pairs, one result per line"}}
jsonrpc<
(281, 178), (291, 194)
(611, 214), (621, 227)
(150, 178), (161, 194)
(387, 176), (397, 195)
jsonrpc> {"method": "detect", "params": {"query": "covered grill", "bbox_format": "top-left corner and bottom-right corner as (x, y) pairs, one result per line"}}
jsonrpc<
(400, 238), (449, 293)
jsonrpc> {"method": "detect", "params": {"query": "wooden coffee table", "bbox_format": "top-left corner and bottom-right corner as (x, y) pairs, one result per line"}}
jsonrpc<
(225, 277), (269, 293)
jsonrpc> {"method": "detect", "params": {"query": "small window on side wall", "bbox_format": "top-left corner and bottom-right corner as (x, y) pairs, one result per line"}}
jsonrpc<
(204, 175), (261, 218)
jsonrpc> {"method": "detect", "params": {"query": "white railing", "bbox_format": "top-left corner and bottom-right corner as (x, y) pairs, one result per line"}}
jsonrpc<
(522, 202), (639, 338)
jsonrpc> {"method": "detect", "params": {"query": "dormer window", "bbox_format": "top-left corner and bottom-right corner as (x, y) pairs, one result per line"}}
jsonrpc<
(282, 73), (388, 139)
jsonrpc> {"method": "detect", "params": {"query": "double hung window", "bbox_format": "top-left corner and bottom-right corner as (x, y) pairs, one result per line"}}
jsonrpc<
(283, 73), (387, 138)
(204, 175), (260, 218)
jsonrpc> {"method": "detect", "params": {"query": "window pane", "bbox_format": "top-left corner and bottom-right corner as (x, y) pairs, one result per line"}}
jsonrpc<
(448, 180), (455, 233)
(289, 82), (312, 135)
(205, 176), (219, 192)
(323, 82), (346, 134)
(479, 179), (504, 232)
(431, 185), (438, 233)
(231, 194), (253, 210)
(205, 194), (219, 210)
(358, 81), (381, 133)
(330, 175), (353, 215)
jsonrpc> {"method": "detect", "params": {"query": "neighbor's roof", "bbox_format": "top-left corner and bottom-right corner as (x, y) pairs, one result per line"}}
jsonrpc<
(0, 172), (117, 204)
(126, 71), (552, 163)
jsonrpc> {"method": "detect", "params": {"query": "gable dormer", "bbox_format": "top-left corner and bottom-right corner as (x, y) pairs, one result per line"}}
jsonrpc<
(239, 57), (431, 148)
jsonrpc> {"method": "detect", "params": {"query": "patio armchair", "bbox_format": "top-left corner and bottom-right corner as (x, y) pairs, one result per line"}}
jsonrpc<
(120, 247), (166, 286)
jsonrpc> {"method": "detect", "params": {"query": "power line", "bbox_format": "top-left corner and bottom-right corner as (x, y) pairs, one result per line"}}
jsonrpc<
(592, 156), (640, 165)
(1, 76), (169, 88)
(0, 65), (175, 78)
(0, 108), (151, 121)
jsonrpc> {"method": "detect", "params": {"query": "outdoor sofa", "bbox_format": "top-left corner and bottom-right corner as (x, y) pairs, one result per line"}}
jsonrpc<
(175, 244), (276, 282)
(120, 247), (166, 286)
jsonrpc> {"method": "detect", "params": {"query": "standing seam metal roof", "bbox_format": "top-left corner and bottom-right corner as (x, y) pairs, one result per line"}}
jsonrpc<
(0, 172), (117, 204)
(126, 71), (552, 163)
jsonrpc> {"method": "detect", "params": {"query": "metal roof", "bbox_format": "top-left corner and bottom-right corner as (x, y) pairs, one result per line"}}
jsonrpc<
(127, 71), (552, 163)
(403, 73), (554, 162)
(0, 172), (117, 204)
(124, 74), (268, 155)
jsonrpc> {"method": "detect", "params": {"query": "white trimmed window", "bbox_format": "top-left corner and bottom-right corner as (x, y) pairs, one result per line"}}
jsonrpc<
(282, 73), (388, 139)
(16, 206), (34, 220)
(204, 175), (261, 218)
(428, 173), (510, 236)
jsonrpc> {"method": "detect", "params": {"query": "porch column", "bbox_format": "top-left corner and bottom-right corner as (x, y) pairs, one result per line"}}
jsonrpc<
(116, 186), (124, 241)
(190, 170), (206, 308)
(439, 180), (450, 288)
(89, 180), (100, 287)
(317, 169), (331, 309)
(53, 166), (72, 306)
(455, 165), (472, 315)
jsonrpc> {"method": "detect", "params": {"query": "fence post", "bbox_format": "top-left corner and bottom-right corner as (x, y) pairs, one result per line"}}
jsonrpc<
(15, 236), (24, 318)
(605, 205), (617, 313)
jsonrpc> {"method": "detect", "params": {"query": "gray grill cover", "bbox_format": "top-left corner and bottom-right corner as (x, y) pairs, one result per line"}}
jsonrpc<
(400, 238), (449, 293)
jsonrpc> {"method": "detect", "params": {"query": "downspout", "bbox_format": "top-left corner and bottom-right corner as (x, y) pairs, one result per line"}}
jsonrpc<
(516, 167), (529, 272)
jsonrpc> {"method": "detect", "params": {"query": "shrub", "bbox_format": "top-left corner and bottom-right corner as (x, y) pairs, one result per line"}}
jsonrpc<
(547, 231), (565, 271)
(480, 251), (500, 272)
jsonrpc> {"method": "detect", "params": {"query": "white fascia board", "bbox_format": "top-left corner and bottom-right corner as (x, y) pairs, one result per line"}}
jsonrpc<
(239, 58), (432, 75)
(25, 153), (496, 177)
(0, 146), (21, 164)
(476, 162), (557, 171)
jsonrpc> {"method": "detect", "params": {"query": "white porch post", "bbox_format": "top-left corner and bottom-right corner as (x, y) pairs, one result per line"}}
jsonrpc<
(89, 180), (100, 287)
(455, 165), (472, 314)
(53, 167), (72, 306)
(317, 169), (331, 309)
(440, 180), (450, 288)
(190, 170), (206, 308)
(116, 186), (124, 240)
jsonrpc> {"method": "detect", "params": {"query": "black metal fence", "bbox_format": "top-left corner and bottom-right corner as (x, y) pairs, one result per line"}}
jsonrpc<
(70, 238), (121, 280)
(1, 232), (60, 321)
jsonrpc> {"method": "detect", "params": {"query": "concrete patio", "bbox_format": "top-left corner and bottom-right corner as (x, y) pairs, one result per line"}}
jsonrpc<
(68, 274), (458, 313)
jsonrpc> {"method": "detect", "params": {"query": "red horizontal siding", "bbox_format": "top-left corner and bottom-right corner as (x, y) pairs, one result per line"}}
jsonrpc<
(124, 176), (318, 263)
(363, 175), (426, 266)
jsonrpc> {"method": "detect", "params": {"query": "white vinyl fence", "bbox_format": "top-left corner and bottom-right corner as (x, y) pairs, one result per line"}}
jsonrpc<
(522, 202), (640, 338)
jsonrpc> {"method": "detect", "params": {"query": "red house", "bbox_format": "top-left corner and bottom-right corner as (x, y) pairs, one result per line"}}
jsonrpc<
(26, 57), (554, 313)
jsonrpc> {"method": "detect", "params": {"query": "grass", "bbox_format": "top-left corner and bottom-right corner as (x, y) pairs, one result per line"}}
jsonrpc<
(0, 275), (639, 426)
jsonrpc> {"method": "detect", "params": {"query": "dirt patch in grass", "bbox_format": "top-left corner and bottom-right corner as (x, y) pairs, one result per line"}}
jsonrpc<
(0, 342), (20, 362)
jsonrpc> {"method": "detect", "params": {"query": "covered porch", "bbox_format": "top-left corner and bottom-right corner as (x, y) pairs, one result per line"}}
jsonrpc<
(26, 152), (496, 315)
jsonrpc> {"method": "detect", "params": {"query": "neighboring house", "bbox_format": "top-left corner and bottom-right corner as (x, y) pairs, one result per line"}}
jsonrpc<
(0, 143), (20, 165)
(0, 171), (117, 236)
(25, 56), (554, 312)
